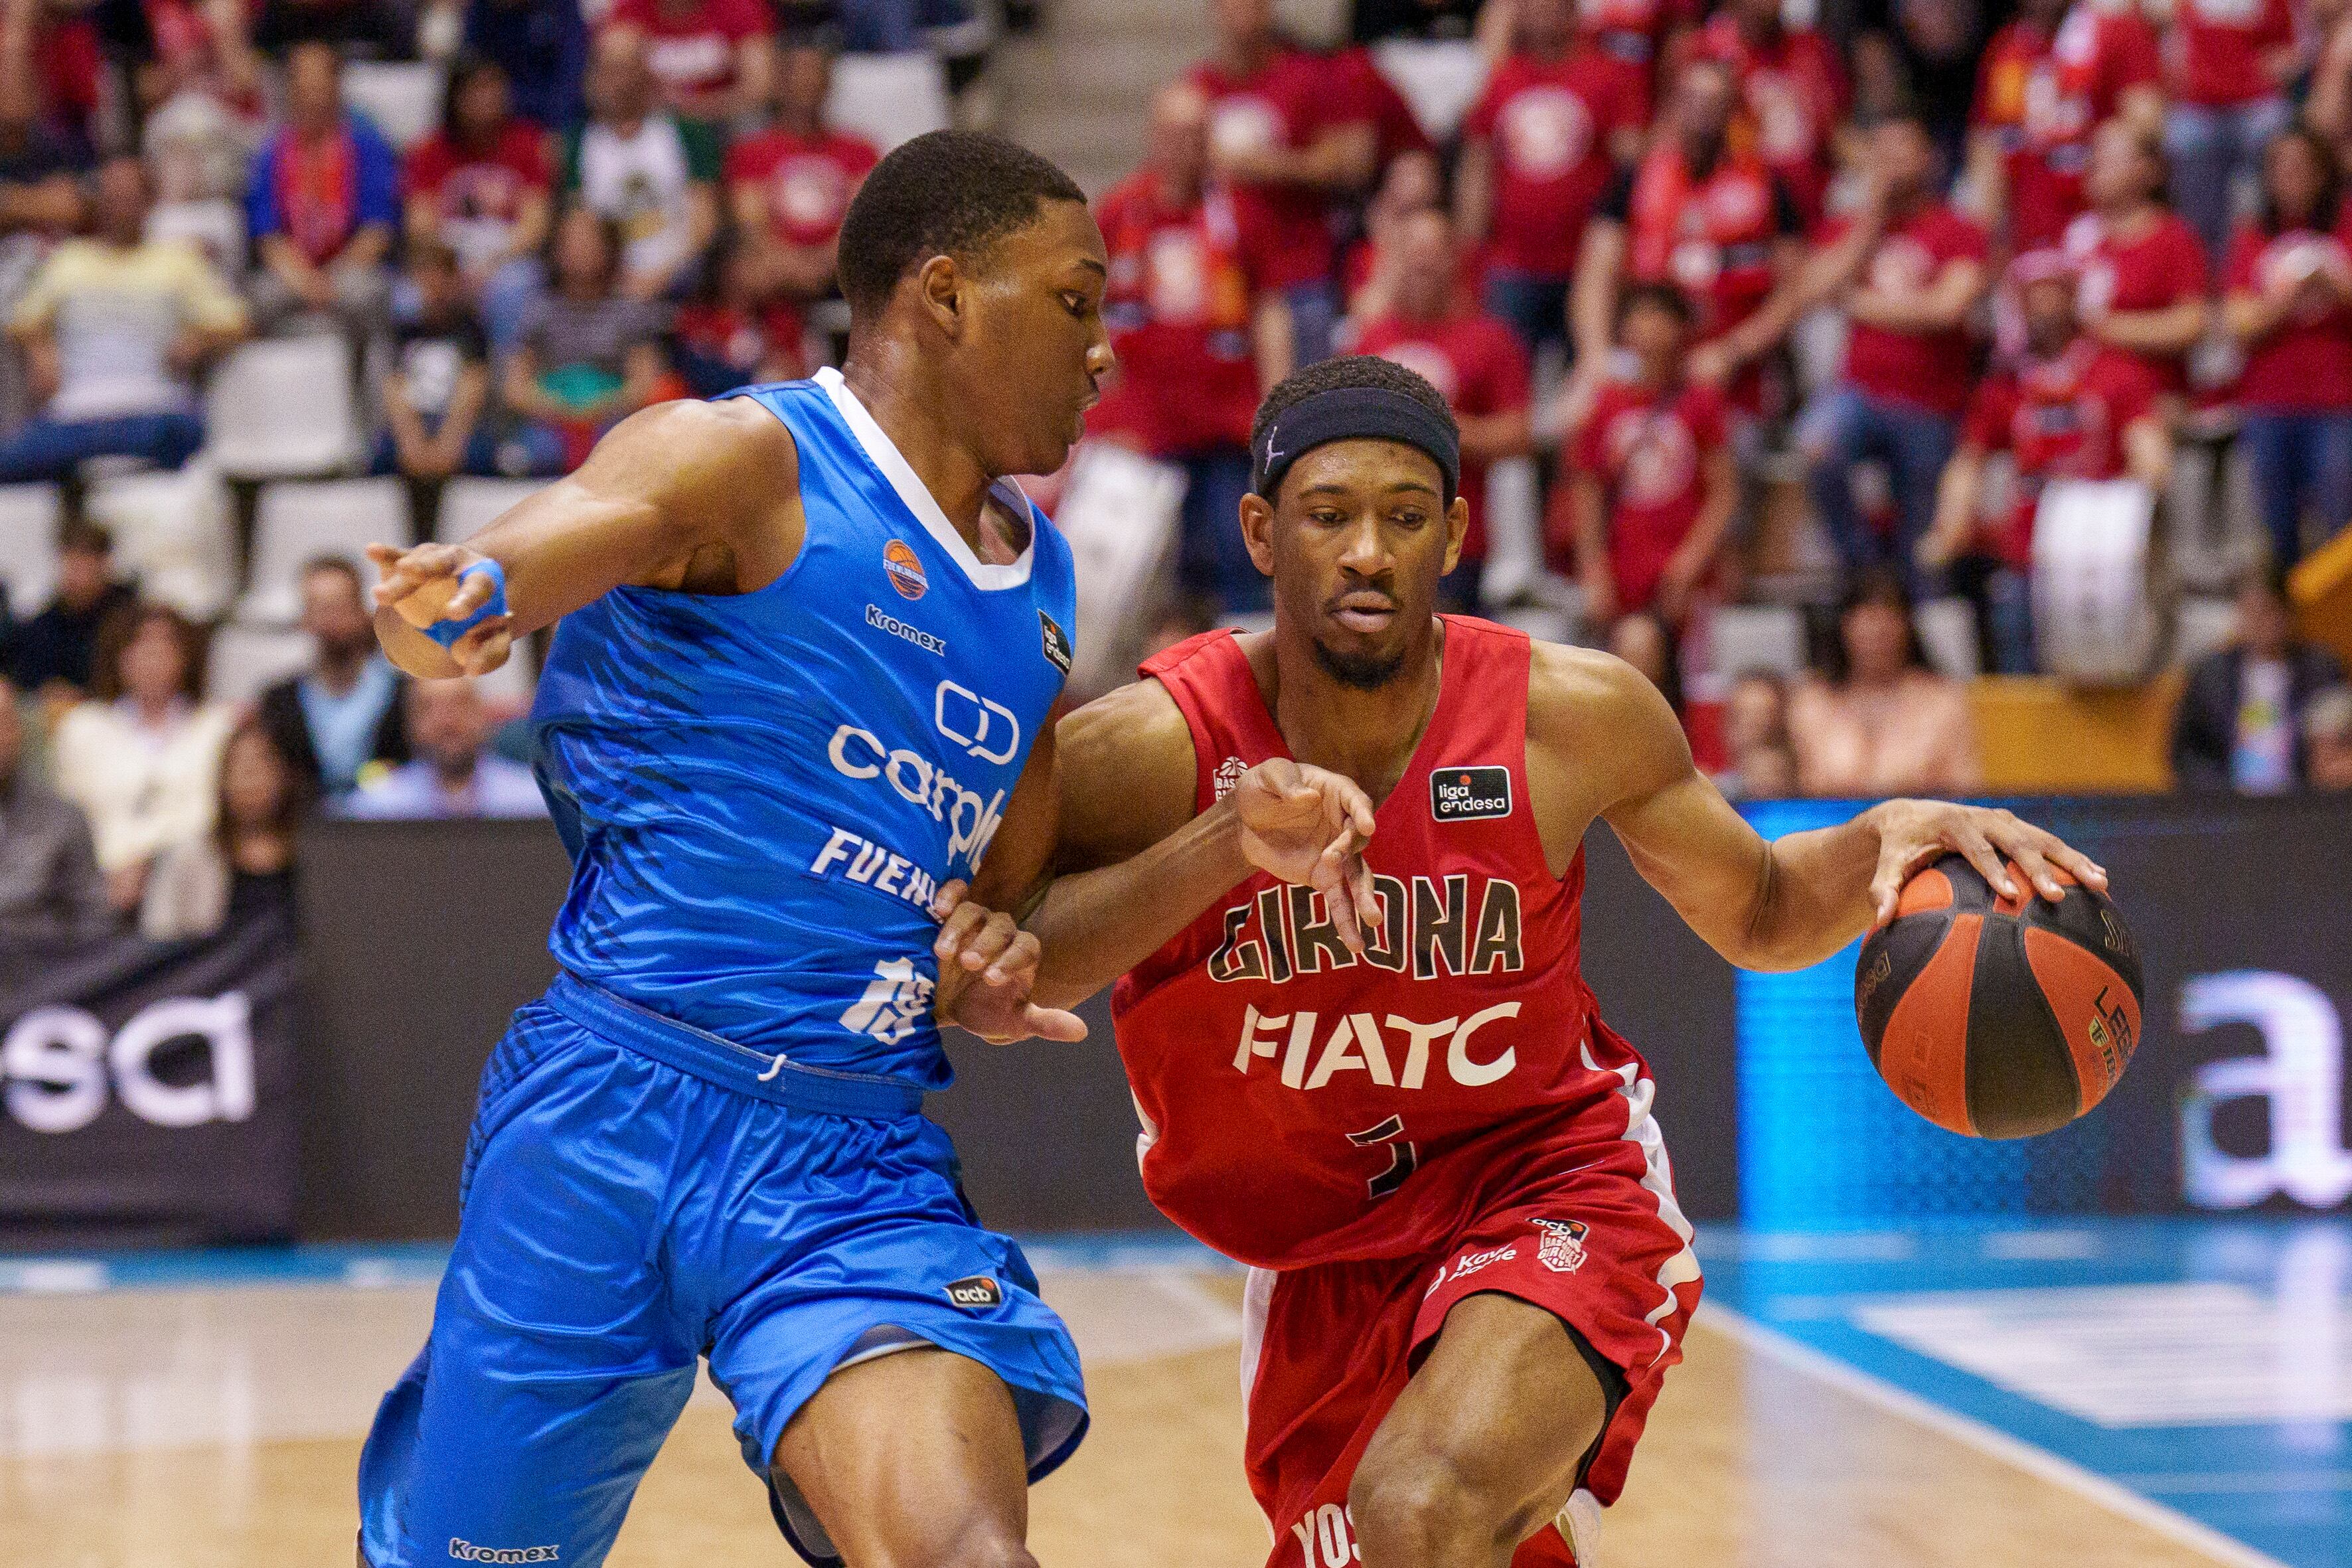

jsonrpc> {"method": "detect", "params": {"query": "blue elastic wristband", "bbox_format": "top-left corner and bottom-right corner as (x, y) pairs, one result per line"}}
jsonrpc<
(422, 560), (509, 650)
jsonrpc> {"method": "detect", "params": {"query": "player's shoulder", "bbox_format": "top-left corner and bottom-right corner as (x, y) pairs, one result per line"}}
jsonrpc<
(1525, 640), (1687, 765)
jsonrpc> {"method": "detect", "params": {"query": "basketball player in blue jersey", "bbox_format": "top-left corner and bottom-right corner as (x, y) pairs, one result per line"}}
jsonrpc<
(351, 131), (1382, 1568)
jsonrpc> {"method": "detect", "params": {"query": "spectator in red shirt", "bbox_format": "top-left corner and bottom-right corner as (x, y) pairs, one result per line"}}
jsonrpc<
(1455, 0), (1641, 362)
(1924, 250), (2173, 672)
(1795, 111), (1992, 595)
(601, 0), (773, 129)
(670, 230), (806, 395)
(724, 34), (877, 344)
(1572, 54), (1808, 428)
(2069, 118), (2211, 400)
(404, 56), (553, 349)
(1694, 0), (1848, 226)
(1093, 80), (1293, 614)
(1343, 147), (1444, 319)
(2163, 0), (2298, 264)
(1192, 0), (1377, 365)
(246, 41), (398, 353)
(1562, 0), (1700, 124)
(2223, 123), (2352, 570)
(1555, 281), (1735, 631)
(1967, 0), (2163, 252)
(1352, 206), (1533, 610)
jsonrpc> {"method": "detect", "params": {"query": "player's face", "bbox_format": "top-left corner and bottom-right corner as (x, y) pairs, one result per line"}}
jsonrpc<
(951, 198), (1115, 477)
(1241, 439), (1468, 690)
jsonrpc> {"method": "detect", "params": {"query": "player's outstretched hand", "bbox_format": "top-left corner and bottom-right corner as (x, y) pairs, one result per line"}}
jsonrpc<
(1865, 799), (2109, 928)
(366, 541), (515, 676)
(931, 881), (1089, 1046)
(1232, 759), (1381, 957)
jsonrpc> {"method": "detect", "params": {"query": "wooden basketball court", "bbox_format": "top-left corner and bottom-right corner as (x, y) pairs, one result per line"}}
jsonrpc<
(0, 1263), (2243, 1568)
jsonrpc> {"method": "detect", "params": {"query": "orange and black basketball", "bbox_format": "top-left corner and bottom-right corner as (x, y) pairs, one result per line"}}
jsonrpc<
(1855, 854), (2144, 1140)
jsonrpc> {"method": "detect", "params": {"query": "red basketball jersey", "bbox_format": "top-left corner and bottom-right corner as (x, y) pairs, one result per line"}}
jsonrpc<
(1111, 617), (1659, 1270)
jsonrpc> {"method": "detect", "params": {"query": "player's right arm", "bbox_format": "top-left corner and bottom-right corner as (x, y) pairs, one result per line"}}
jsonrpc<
(1004, 677), (1376, 1010)
(367, 397), (804, 678)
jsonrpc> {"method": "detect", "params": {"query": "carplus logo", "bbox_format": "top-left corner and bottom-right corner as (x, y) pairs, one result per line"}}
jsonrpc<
(935, 680), (1020, 764)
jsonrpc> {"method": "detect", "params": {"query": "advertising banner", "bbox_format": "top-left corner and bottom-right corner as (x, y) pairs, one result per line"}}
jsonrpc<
(0, 908), (299, 1244)
(1735, 795), (2352, 1223)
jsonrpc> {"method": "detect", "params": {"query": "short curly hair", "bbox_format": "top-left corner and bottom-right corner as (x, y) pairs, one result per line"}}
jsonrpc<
(836, 130), (1085, 316)
(1247, 354), (1458, 471)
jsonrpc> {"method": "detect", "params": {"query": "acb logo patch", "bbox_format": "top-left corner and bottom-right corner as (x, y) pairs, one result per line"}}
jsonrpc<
(1532, 1218), (1589, 1274)
(943, 1275), (1003, 1310)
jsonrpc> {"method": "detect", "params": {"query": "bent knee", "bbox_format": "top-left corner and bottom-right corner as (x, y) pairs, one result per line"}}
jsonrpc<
(1348, 1449), (1544, 1566)
(821, 1514), (1037, 1568)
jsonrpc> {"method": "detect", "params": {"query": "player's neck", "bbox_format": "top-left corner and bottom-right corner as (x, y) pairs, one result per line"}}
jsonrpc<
(839, 347), (998, 544)
(1263, 617), (1446, 807)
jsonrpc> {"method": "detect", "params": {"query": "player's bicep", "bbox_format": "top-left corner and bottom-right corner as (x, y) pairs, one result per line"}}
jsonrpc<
(1050, 678), (1200, 876)
(461, 399), (801, 627)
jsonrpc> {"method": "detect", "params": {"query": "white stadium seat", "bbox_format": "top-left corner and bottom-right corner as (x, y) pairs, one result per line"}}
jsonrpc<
(84, 462), (237, 621)
(343, 61), (447, 152)
(826, 53), (952, 155)
(2173, 593), (2240, 669)
(206, 623), (316, 706)
(2033, 478), (2163, 684)
(240, 478), (408, 626)
(435, 477), (546, 546)
(1474, 455), (1542, 607)
(206, 336), (364, 479)
(1051, 441), (1184, 696)
(0, 483), (61, 619)
(1371, 40), (1490, 143)
(1913, 597), (1983, 678)
(1706, 603), (1808, 682)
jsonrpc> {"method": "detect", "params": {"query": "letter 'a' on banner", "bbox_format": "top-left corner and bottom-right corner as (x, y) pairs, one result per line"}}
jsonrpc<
(0, 908), (297, 1246)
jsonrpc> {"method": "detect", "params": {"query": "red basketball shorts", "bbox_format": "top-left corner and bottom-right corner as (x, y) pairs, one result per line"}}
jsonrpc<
(1235, 1085), (1701, 1568)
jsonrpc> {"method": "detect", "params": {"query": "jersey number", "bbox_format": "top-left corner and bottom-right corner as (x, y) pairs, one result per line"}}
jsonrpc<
(1346, 1115), (1419, 1201)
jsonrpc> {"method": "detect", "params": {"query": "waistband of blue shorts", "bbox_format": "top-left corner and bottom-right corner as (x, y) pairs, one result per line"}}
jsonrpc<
(543, 973), (925, 1120)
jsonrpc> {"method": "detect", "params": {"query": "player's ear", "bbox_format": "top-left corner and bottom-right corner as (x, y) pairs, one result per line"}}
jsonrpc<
(1441, 494), (1469, 577)
(1238, 492), (1277, 576)
(916, 254), (965, 339)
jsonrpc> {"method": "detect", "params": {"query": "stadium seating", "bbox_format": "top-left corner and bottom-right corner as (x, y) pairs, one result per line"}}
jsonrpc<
(435, 479), (546, 546)
(343, 61), (446, 152)
(1049, 441), (1184, 695)
(1370, 40), (1489, 143)
(827, 52), (953, 154)
(205, 623), (317, 706)
(84, 464), (238, 621)
(206, 337), (366, 480)
(0, 483), (61, 619)
(1706, 603), (1808, 682)
(240, 479), (405, 625)
(1914, 597), (1983, 679)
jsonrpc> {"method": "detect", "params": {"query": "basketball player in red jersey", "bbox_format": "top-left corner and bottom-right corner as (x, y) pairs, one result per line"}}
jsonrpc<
(941, 354), (2106, 1568)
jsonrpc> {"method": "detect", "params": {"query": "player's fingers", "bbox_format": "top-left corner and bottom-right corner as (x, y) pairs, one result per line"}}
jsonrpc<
(1952, 823), (2017, 900)
(2043, 836), (2108, 892)
(967, 915), (1023, 977)
(442, 566), (498, 621)
(1869, 852), (1906, 929)
(983, 929), (1042, 986)
(932, 899), (990, 963)
(1994, 824), (2065, 903)
(1022, 1004), (1090, 1044)
(1321, 858), (1364, 955)
(1348, 852), (1380, 934)
(931, 879), (971, 921)
(451, 619), (512, 675)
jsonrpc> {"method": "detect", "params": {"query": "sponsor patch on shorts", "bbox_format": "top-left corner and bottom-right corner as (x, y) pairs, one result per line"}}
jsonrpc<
(1533, 1217), (1589, 1274)
(944, 1275), (1003, 1310)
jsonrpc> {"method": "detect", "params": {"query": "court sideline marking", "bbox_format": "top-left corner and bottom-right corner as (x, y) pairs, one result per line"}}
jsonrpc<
(1699, 1304), (2290, 1568)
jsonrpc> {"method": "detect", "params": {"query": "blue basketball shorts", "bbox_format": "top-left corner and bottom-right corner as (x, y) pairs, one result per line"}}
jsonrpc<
(356, 979), (1089, 1568)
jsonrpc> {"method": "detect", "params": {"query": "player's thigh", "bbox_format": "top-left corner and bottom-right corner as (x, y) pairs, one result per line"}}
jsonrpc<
(1351, 1292), (1610, 1549)
(773, 1345), (1035, 1568)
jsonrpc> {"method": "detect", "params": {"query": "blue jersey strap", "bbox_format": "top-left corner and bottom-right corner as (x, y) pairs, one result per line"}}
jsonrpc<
(422, 560), (509, 649)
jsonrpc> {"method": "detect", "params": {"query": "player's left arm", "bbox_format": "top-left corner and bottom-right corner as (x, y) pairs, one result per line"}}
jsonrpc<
(1527, 645), (2108, 972)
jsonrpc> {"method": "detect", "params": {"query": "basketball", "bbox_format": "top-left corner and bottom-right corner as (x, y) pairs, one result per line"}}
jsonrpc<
(1855, 854), (2145, 1140)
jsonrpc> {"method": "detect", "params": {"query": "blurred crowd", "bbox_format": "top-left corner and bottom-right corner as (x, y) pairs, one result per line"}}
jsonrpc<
(1082, 0), (2352, 803)
(6, 0), (2352, 949)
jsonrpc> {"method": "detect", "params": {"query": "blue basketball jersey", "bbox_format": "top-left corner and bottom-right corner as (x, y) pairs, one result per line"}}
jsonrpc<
(528, 368), (1078, 1089)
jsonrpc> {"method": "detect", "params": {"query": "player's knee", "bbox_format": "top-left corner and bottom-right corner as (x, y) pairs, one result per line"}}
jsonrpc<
(860, 1517), (1036, 1568)
(1348, 1446), (1529, 1567)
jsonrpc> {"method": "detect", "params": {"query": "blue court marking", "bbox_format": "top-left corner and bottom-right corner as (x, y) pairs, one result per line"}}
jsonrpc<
(1698, 1218), (2351, 1568)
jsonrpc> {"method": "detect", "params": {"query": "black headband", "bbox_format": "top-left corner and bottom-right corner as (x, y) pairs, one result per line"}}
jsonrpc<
(1251, 386), (1461, 508)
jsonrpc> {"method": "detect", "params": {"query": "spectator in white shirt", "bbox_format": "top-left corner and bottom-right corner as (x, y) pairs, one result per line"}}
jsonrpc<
(50, 601), (234, 909)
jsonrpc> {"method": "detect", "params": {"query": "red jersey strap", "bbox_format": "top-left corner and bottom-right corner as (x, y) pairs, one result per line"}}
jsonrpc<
(1141, 628), (1287, 814)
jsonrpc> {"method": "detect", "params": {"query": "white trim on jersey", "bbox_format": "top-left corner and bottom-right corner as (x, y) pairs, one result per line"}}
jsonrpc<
(816, 366), (1039, 591)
